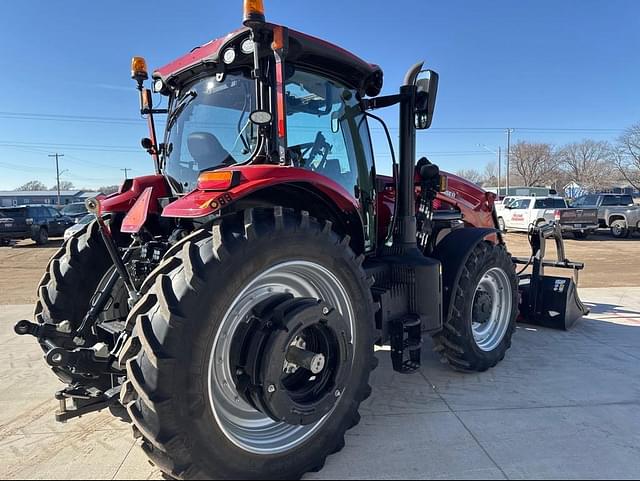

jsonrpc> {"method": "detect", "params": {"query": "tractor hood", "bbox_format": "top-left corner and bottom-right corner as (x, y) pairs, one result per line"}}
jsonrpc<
(154, 24), (383, 97)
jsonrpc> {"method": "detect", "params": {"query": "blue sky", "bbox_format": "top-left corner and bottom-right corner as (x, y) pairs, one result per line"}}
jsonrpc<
(0, 0), (638, 190)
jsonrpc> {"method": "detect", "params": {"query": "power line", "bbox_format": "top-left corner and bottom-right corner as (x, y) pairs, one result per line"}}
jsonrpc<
(0, 110), (627, 133)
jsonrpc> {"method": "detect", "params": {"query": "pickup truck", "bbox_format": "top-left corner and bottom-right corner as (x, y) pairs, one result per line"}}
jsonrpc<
(572, 193), (640, 238)
(0, 205), (73, 245)
(496, 196), (599, 239)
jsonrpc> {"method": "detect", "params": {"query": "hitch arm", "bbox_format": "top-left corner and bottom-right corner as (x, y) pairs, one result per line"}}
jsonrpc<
(85, 198), (139, 304)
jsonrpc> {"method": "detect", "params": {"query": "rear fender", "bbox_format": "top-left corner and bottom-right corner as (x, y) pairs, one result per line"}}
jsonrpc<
(162, 165), (359, 218)
(162, 165), (366, 251)
(432, 227), (501, 323)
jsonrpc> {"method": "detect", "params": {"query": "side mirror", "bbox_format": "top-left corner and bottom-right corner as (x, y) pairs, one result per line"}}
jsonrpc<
(414, 70), (439, 130)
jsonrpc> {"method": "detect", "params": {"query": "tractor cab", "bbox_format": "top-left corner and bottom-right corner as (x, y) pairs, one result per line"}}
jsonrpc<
(143, 22), (387, 249)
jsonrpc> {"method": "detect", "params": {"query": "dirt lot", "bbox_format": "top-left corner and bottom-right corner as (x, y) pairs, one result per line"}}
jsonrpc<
(0, 232), (638, 305)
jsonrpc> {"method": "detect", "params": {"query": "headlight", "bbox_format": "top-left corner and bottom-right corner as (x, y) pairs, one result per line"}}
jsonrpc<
(223, 48), (236, 65)
(241, 38), (254, 54)
(25, 218), (33, 225)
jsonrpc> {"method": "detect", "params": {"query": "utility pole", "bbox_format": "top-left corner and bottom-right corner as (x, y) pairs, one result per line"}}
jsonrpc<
(48, 153), (65, 206)
(505, 129), (514, 196)
(121, 168), (131, 180)
(497, 146), (502, 198)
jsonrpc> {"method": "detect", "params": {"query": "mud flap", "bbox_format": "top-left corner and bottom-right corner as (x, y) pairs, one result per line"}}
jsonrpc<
(518, 275), (589, 330)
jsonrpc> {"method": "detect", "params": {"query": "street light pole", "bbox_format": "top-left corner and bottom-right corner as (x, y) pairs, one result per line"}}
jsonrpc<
(505, 129), (514, 196)
(498, 146), (502, 198)
(48, 153), (65, 206)
(479, 144), (502, 197)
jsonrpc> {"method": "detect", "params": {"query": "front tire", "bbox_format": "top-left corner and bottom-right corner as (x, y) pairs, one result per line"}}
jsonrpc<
(433, 241), (518, 372)
(121, 208), (376, 480)
(497, 217), (506, 232)
(611, 220), (630, 239)
(35, 227), (49, 245)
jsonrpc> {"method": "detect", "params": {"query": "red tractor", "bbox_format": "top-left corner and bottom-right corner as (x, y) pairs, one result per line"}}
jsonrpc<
(14, 1), (587, 479)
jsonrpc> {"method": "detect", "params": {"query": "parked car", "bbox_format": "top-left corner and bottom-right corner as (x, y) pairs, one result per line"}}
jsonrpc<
(60, 202), (89, 223)
(572, 193), (640, 238)
(496, 196), (598, 238)
(63, 214), (93, 242)
(0, 205), (74, 245)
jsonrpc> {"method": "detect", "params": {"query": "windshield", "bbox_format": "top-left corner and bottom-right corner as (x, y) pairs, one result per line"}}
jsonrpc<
(0, 208), (26, 218)
(164, 72), (258, 192)
(61, 204), (87, 215)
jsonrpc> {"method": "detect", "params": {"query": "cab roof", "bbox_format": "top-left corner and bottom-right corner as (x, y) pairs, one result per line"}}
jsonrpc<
(154, 25), (383, 97)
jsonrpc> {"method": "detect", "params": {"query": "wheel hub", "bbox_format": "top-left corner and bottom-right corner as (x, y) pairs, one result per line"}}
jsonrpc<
(472, 290), (493, 324)
(231, 294), (352, 426)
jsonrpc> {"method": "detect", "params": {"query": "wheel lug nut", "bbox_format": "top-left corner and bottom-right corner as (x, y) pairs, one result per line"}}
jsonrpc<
(335, 389), (341, 398)
(322, 307), (330, 315)
(267, 384), (276, 393)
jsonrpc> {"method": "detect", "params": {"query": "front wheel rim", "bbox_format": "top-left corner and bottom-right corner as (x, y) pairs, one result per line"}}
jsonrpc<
(208, 260), (356, 455)
(471, 267), (513, 352)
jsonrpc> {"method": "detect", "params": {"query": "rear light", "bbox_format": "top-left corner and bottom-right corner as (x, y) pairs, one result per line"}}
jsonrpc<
(554, 210), (561, 221)
(197, 171), (240, 191)
(25, 218), (33, 225)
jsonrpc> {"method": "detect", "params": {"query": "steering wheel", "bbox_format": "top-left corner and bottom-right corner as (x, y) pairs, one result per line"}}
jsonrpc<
(290, 131), (331, 168)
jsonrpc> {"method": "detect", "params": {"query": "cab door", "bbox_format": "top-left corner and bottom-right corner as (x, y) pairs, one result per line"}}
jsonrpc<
(508, 199), (531, 230)
(285, 69), (377, 251)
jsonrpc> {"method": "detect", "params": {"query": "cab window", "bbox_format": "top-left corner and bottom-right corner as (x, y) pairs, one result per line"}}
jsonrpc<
(510, 199), (531, 209)
(534, 198), (567, 209)
(286, 70), (363, 196)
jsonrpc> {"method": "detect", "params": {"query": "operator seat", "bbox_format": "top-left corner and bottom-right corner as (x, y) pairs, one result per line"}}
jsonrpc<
(320, 158), (343, 182)
(188, 132), (236, 169)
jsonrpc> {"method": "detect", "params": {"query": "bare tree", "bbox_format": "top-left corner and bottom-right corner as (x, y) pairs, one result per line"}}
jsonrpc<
(50, 181), (75, 191)
(614, 123), (640, 190)
(455, 168), (483, 185)
(97, 185), (120, 195)
(509, 141), (558, 187)
(15, 180), (47, 191)
(482, 161), (498, 186)
(558, 139), (615, 191)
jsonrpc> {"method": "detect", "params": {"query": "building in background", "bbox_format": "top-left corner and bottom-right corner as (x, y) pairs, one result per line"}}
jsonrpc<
(0, 190), (102, 207)
(483, 186), (557, 198)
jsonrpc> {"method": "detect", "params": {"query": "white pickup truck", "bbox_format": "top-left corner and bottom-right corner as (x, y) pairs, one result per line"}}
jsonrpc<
(496, 196), (599, 239)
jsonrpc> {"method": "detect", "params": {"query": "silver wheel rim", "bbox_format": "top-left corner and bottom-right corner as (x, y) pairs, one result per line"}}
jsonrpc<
(207, 260), (355, 455)
(472, 267), (512, 352)
(613, 224), (624, 236)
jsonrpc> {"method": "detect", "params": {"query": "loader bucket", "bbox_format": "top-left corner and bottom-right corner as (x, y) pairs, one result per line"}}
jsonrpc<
(518, 274), (589, 330)
(513, 222), (589, 331)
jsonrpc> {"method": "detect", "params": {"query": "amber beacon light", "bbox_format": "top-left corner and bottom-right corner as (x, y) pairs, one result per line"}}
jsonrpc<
(243, 0), (266, 26)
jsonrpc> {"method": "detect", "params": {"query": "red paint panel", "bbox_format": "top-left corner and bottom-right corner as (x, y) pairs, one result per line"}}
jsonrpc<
(154, 29), (247, 79)
(101, 175), (169, 215)
(121, 187), (154, 234)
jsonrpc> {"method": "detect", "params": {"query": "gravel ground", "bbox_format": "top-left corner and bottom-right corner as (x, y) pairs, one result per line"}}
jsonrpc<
(0, 231), (638, 305)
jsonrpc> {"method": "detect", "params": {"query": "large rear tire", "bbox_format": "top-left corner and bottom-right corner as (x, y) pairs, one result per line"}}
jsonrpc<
(433, 241), (517, 372)
(121, 208), (377, 480)
(35, 221), (111, 328)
